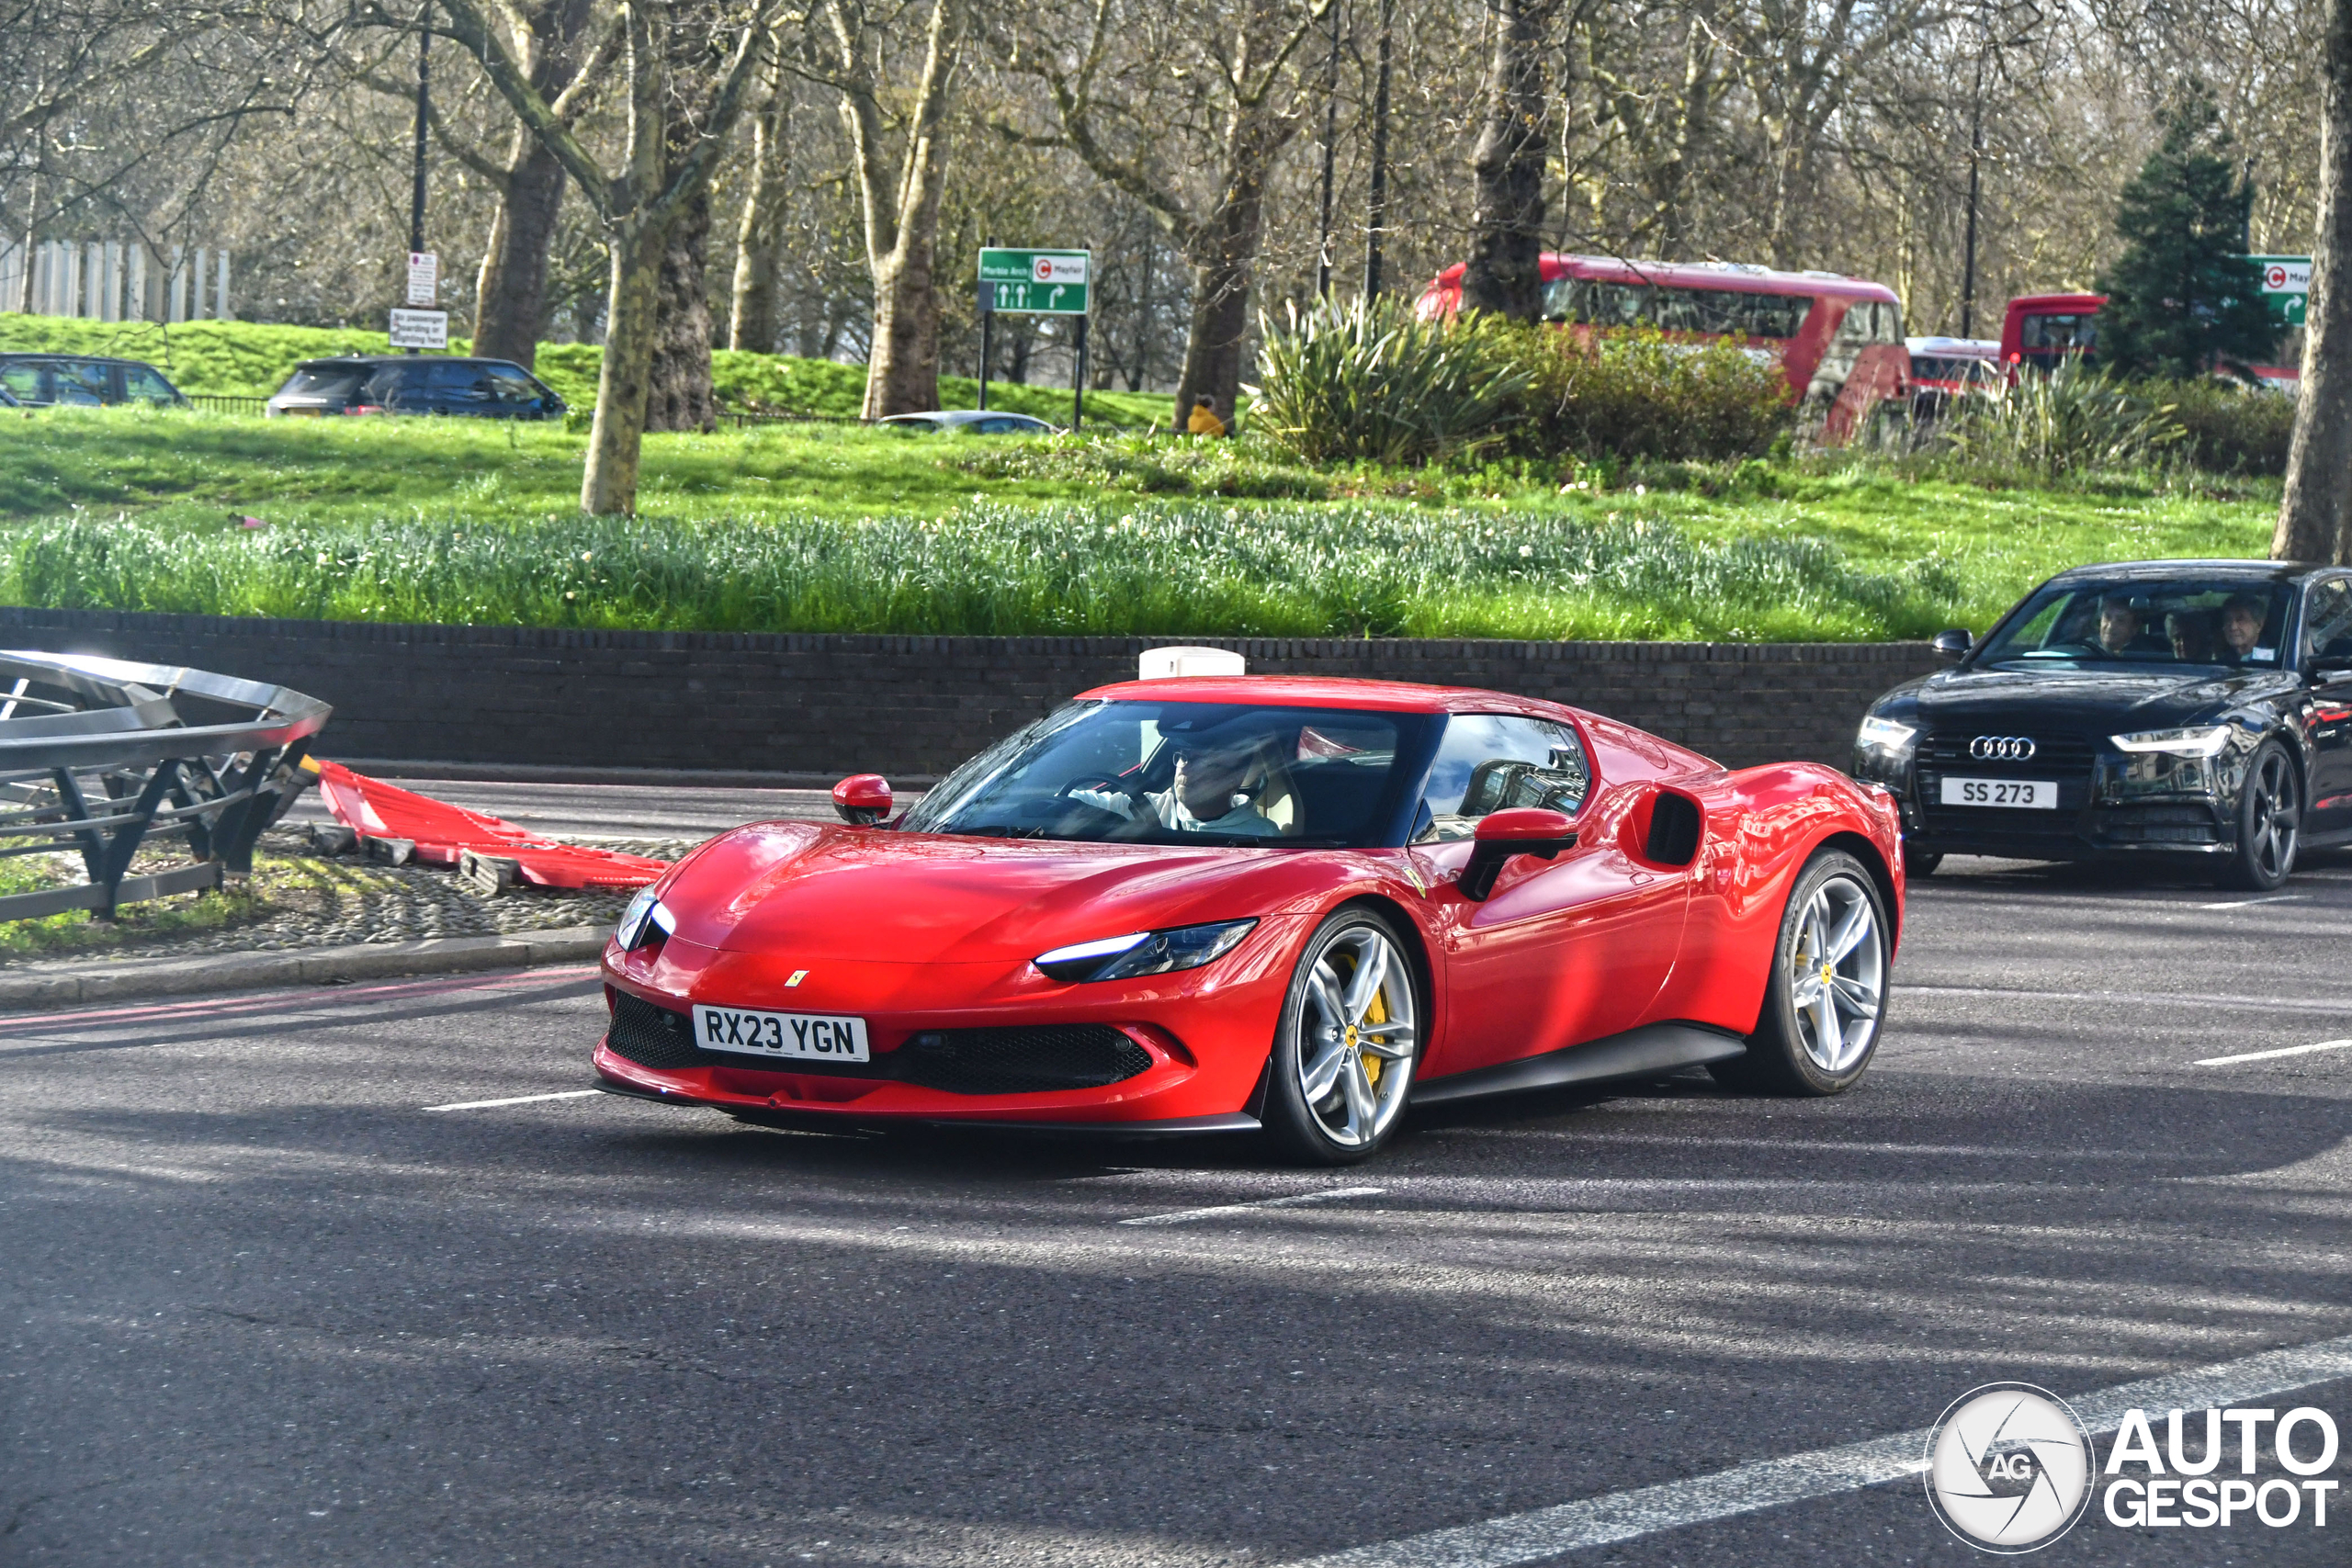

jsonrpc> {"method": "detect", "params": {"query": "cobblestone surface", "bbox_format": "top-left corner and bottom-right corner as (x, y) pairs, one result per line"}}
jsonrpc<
(0, 829), (703, 969)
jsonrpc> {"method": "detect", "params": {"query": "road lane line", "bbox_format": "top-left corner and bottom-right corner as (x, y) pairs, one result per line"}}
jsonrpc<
(1283, 1329), (2352, 1568)
(423, 1089), (603, 1112)
(1119, 1187), (1386, 1227)
(2197, 1037), (2352, 1066)
(2199, 893), (2306, 910)
(1904, 984), (2352, 1017)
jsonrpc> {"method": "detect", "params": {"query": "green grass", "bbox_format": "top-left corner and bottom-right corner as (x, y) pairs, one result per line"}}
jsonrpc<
(0, 312), (1175, 425)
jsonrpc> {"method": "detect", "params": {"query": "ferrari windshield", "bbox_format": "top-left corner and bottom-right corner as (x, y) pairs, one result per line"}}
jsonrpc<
(897, 700), (1435, 846)
(1974, 577), (2294, 669)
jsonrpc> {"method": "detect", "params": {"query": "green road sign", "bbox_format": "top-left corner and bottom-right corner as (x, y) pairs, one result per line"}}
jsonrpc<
(2250, 254), (2310, 328)
(978, 248), (1091, 315)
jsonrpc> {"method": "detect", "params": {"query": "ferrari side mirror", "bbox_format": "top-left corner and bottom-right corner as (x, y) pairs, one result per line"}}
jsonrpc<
(1931, 628), (1973, 661)
(832, 773), (892, 826)
(1460, 807), (1578, 902)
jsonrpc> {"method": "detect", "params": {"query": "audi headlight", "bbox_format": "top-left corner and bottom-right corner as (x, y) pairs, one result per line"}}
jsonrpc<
(1034, 919), (1258, 983)
(1856, 715), (1917, 757)
(2110, 725), (2232, 758)
(616, 886), (674, 951)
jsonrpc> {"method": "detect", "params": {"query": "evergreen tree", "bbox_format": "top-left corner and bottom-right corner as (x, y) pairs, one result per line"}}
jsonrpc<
(2098, 97), (2276, 381)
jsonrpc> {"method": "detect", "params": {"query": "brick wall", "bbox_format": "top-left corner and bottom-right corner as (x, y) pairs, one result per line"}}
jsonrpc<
(0, 609), (1940, 777)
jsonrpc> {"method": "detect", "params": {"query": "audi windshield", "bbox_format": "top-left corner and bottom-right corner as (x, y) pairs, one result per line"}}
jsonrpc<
(1974, 577), (2294, 670)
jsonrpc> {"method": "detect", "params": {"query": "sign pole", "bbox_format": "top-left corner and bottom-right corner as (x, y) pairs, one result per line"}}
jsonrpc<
(1072, 314), (1087, 433)
(978, 234), (994, 412)
(408, 1), (430, 355)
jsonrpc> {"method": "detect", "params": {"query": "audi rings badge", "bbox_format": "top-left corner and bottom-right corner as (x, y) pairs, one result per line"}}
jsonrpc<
(1969, 735), (2037, 761)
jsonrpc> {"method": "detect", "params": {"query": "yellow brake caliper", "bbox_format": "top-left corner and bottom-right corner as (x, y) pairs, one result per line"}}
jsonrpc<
(1361, 986), (1388, 1089)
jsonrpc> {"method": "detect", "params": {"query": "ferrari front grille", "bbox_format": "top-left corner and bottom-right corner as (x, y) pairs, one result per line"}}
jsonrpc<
(604, 990), (705, 1070)
(892, 1025), (1152, 1096)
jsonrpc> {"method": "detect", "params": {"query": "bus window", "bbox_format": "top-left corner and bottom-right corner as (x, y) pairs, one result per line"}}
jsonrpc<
(2020, 312), (2097, 353)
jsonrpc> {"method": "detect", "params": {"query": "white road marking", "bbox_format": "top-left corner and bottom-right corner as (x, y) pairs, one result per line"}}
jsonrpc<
(2197, 1037), (2352, 1066)
(1905, 983), (2352, 1018)
(1419, 1129), (2168, 1160)
(1119, 1187), (1386, 1227)
(1283, 1330), (2352, 1568)
(423, 1089), (603, 1112)
(2199, 893), (2306, 910)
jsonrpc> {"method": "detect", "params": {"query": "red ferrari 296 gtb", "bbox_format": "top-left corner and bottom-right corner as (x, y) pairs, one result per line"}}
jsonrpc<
(594, 677), (1905, 1163)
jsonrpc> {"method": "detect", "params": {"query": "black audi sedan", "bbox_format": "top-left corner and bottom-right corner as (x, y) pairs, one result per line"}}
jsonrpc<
(265, 355), (565, 420)
(1854, 560), (2352, 890)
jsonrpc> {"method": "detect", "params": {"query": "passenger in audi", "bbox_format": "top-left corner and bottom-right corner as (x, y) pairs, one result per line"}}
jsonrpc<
(2098, 594), (2146, 654)
(2165, 609), (2213, 663)
(2217, 593), (2270, 664)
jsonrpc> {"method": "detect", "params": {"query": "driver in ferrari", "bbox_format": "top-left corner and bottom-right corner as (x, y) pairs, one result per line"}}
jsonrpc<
(1070, 733), (1289, 837)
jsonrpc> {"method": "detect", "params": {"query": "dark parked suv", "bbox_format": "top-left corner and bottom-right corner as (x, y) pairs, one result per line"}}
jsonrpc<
(266, 355), (566, 420)
(0, 354), (190, 408)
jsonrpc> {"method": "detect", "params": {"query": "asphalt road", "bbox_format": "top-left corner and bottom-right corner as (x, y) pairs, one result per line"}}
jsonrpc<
(6, 839), (2352, 1566)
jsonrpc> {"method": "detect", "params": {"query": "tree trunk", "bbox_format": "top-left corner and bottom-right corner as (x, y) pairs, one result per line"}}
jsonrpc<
(583, 223), (664, 514)
(2278, 0), (2352, 564)
(729, 70), (791, 352)
(1170, 186), (1265, 434)
(863, 239), (943, 417)
(646, 189), (716, 433)
(471, 134), (567, 367)
(1462, 0), (1551, 319)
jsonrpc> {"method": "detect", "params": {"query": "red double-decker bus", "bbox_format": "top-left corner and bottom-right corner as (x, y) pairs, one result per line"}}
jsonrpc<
(2001, 292), (2303, 389)
(1415, 254), (1911, 443)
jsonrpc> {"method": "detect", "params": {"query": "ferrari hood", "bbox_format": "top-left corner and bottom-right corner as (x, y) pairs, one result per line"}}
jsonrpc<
(656, 822), (1327, 961)
(1903, 664), (2296, 729)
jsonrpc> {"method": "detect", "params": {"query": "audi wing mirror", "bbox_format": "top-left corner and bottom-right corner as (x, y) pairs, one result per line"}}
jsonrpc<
(832, 773), (892, 826)
(1931, 628), (1973, 662)
(1459, 807), (1577, 902)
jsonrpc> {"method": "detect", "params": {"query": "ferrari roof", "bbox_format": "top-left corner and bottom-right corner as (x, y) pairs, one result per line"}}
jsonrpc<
(1074, 674), (1569, 713)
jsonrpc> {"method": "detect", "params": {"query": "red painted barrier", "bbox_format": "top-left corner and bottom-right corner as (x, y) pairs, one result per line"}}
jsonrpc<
(310, 760), (669, 891)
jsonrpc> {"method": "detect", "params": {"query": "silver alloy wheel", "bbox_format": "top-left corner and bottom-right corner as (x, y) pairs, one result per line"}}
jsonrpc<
(1294, 926), (1418, 1149)
(1786, 874), (1884, 1074)
(2245, 747), (2300, 884)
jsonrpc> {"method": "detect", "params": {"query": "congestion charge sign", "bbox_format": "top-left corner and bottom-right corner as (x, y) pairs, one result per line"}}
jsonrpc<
(2252, 254), (2311, 327)
(978, 248), (1090, 315)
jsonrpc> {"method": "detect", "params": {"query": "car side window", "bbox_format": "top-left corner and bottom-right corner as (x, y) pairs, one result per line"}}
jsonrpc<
(2302, 578), (2352, 665)
(121, 366), (177, 403)
(1416, 716), (1589, 842)
(53, 361), (109, 404)
(365, 365), (421, 402)
(0, 363), (39, 400)
(483, 367), (543, 407)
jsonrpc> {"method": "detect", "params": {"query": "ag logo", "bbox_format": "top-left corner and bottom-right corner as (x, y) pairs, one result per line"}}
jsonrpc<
(1924, 1383), (2095, 1552)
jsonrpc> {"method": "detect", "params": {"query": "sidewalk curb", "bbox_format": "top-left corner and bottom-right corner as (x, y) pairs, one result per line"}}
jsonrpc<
(0, 926), (610, 1011)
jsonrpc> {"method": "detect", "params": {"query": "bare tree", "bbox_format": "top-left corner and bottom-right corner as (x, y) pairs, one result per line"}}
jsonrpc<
(1462, 0), (1557, 317)
(729, 35), (793, 349)
(800, 0), (965, 417)
(2278, 0), (2352, 563)
(1001, 0), (1333, 429)
(435, 0), (781, 513)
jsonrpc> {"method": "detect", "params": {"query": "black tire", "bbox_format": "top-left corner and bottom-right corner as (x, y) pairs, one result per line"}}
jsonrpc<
(1709, 849), (1891, 1097)
(2219, 740), (2301, 892)
(1261, 907), (1423, 1165)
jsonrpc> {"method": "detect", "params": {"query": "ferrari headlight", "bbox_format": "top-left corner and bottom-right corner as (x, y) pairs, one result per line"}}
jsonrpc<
(2110, 725), (2232, 758)
(616, 886), (673, 951)
(1856, 715), (1917, 757)
(1034, 919), (1257, 983)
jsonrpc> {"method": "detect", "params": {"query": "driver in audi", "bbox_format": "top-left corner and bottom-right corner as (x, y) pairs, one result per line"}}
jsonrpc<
(1070, 734), (1286, 837)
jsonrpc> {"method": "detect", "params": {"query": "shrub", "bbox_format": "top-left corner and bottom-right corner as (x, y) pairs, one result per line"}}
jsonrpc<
(1943, 359), (2184, 479)
(2143, 378), (2296, 476)
(1250, 295), (1531, 466)
(1501, 324), (1795, 462)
